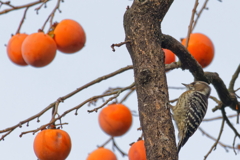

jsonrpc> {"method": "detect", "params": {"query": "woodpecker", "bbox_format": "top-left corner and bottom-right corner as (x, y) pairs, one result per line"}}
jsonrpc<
(172, 81), (211, 153)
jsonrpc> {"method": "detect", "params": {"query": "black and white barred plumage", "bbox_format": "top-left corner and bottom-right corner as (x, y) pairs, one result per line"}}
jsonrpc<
(172, 81), (211, 153)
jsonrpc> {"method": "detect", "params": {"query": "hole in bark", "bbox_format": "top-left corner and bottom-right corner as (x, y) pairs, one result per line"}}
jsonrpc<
(139, 69), (152, 85)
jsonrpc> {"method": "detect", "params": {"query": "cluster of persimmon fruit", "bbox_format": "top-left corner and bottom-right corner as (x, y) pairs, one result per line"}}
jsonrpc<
(86, 103), (147, 160)
(87, 103), (133, 160)
(7, 19), (86, 67)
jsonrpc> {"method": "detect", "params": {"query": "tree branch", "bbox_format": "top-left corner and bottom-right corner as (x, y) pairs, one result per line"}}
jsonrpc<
(112, 138), (127, 157)
(19, 85), (134, 138)
(205, 72), (239, 111)
(15, 6), (29, 34)
(111, 41), (131, 52)
(0, 65), (133, 140)
(119, 86), (136, 104)
(41, 0), (62, 31)
(87, 83), (135, 113)
(161, 34), (207, 81)
(0, 0), (46, 14)
(162, 34), (240, 112)
(229, 64), (240, 92)
(192, 0), (209, 30)
(59, 65), (133, 101)
(233, 135), (238, 155)
(221, 108), (240, 138)
(184, 0), (198, 48)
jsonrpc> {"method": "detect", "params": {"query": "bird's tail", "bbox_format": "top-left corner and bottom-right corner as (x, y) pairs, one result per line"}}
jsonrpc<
(177, 133), (190, 154)
(177, 139), (183, 154)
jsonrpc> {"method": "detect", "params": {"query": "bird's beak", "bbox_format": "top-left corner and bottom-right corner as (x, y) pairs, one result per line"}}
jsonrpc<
(182, 83), (190, 90)
(181, 83), (188, 87)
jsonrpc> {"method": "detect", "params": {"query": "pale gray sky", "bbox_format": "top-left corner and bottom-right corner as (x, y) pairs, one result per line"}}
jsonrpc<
(0, 0), (239, 160)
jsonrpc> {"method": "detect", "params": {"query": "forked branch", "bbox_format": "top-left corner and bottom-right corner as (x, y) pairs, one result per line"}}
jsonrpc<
(0, 65), (133, 140)
(0, 0), (46, 14)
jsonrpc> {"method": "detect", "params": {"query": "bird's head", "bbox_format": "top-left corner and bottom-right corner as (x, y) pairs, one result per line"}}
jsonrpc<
(182, 81), (211, 97)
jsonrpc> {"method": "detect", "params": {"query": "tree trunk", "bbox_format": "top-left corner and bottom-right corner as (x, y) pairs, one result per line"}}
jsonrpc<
(124, 0), (178, 159)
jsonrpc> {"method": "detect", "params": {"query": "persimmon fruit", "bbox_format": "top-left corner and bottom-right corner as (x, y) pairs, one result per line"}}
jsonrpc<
(181, 33), (214, 68)
(21, 32), (57, 67)
(98, 103), (132, 137)
(163, 49), (176, 64)
(53, 19), (86, 53)
(87, 147), (117, 160)
(7, 33), (28, 66)
(128, 140), (146, 160)
(33, 129), (71, 160)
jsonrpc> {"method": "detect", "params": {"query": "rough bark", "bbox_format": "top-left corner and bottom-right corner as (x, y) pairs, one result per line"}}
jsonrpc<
(123, 0), (177, 159)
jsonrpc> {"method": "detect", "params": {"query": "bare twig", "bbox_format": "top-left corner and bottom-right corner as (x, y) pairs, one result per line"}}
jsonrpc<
(229, 64), (240, 92)
(0, 1), (15, 8)
(209, 96), (223, 112)
(0, 65), (133, 140)
(222, 108), (240, 138)
(184, 0), (199, 48)
(209, 96), (221, 104)
(203, 114), (237, 122)
(104, 87), (123, 95)
(41, 0), (62, 31)
(199, 127), (235, 152)
(35, 0), (49, 14)
(20, 89), (132, 137)
(111, 41), (131, 52)
(0, 0), (46, 14)
(50, 100), (60, 123)
(112, 138), (127, 157)
(237, 111), (240, 124)
(235, 88), (240, 93)
(204, 118), (225, 160)
(88, 83), (135, 113)
(0, 102), (55, 140)
(233, 135), (238, 155)
(20, 122), (68, 137)
(98, 137), (113, 147)
(131, 110), (139, 117)
(192, 0), (209, 30)
(15, 7), (29, 34)
(59, 65), (133, 101)
(119, 87), (136, 103)
(55, 122), (68, 127)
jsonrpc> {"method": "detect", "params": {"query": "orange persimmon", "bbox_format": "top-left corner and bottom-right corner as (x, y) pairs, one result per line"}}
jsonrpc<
(87, 147), (117, 160)
(21, 32), (57, 67)
(98, 103), (132, 137)
(53, 19), (86, 53)
(181, 33), (214, 68)
(33, 129), (71, 160)
(163, 48), (176, 64)
(7, 33), (28, 66)
(128, 140), (146, 160)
